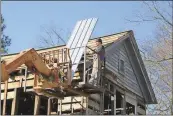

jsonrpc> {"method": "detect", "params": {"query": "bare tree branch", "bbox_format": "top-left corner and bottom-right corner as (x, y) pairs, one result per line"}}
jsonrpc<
(51, 28), (66, 44)
(168, 1), (173, 8)
(38, 25), (68, 48)
(127, 2), (173, 113)
(152, 2), (173, 27)
(145, 57), (173, 62)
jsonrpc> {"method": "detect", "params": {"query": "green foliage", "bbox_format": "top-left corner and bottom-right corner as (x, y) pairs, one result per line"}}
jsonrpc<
(1, 14), (11, 53)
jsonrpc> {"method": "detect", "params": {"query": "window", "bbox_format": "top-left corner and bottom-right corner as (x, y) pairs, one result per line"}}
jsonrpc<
(119, 59), (124, 74)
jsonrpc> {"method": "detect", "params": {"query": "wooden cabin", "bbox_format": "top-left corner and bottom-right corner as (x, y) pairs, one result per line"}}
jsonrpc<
(1, 30), (157, 115)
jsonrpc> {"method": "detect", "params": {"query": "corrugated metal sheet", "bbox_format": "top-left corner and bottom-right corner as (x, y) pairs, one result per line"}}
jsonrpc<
(66, 20), (83, 48)
(66, 18), (98, 77)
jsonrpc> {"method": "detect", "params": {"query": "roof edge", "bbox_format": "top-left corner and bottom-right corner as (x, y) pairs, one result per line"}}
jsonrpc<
(2, 30), (132, 57)
(129, 31), (157, 104)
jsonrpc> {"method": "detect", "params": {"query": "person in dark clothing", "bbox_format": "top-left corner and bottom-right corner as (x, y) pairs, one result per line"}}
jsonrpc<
(89, 38), (105, 86)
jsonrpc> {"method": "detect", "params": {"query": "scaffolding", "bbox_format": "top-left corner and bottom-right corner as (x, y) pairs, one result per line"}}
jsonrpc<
(1, 45), (107, 115)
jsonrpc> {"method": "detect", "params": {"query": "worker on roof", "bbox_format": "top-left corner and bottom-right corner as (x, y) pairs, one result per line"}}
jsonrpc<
(89, 38), (105, 86)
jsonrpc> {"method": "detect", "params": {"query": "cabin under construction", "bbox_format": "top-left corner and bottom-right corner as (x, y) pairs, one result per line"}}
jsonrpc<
(1, 30), (157, 115)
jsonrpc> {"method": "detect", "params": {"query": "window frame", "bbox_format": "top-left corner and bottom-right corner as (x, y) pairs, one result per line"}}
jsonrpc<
(119, 59), (125, 75)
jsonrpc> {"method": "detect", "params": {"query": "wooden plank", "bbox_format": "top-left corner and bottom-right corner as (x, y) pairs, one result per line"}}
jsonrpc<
(86, 97), (89, 115)
(62, 96), (79, 103)
(3, 81), (8, 115)
(1, 91), (14, 100)
(47, 98), (52, 115)
(49, 51), (51, 63)
(100, 93), (104, 114)
(62, 49), (63, 63)
(52, 51), (55, 64)
(34, 95), (41, 115)
(57, 50), (59, 64)
(40, 90), (63, 99)
(1, 80), (20, 90)
(70, 97), (73, 113)
(56, 99), (59, 115)
(122, 93), (126, 115)
(81, 96), (84, 112)
(59, 100), (62, 115)
(65, 48), (67, 62)
(58, 102), (87, 112)
(1, 78), (34, 91)
(66, 88), (88, 97)
(73, 97), (86, 111)
(51, 112), (57, 115)
(114, 88), (116, 115)
(19, 77), (22, 88)
(11, 88), (19, 115)
(24, 67), (27, 92)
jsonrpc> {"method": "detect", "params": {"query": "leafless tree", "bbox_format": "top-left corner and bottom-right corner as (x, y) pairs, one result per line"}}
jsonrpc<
(37, 24), (70, 49)
(126, 1), (172, 115)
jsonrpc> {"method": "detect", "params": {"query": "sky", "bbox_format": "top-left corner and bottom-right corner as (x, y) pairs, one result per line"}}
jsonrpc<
(1, 1), (159, 54)
(1, 1), (172, 114)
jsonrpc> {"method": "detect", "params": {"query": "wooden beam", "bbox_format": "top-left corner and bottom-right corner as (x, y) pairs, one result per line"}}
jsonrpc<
(56, 99), (59, 115)
(1, 79), (34, 91)
(86, 97), (89, 115)
(47, 98), (52, 115)
(1, 91), (14, 100)
(11, 88), (19, 115)
(99, 93), (103, 114)
(81, 96), (84, 112)
(66, 88), (88, 97)
(122, 93), (126, 115)
(59, 100), (62, 115)
(24, 67), (28, 92)
(102, 93), (105, 114)
(58, 102), (87, 112)
(40, 90), (63, 99)
(3, 81), (8, 115)
(1, 81), (20, 90)
(114, 88), (116, 115)
(34, 95), (41, 115)
(70, 97), (73, 114)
